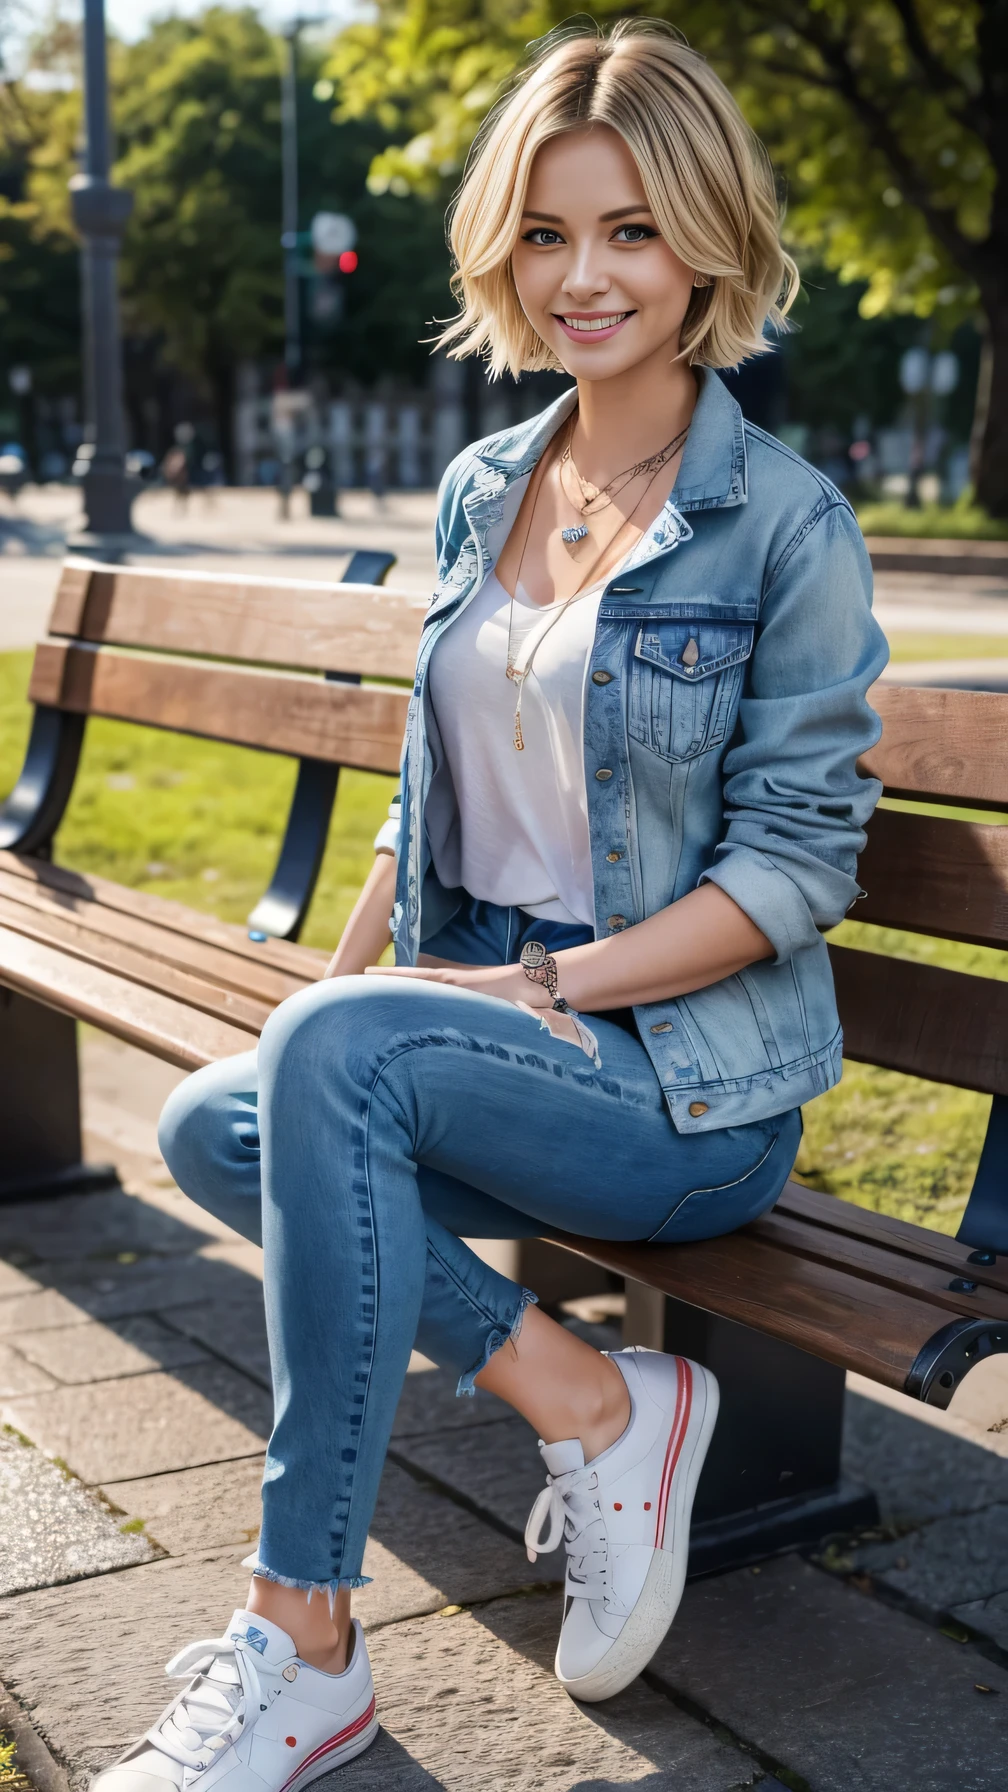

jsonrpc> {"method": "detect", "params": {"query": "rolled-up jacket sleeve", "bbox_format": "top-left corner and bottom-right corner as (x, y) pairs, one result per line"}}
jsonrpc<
(699, 498), (889, 963)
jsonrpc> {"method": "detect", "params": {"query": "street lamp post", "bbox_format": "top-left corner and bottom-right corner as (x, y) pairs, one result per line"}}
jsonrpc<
(68, 0), (134, 544)
(281, 24), (302, 384)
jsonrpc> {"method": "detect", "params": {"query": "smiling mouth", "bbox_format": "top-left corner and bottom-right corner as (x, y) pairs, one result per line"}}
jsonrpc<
(558, 312), (633, 333)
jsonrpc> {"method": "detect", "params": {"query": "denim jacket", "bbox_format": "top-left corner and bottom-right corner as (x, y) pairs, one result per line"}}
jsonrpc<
(382, 369), (889, 1132)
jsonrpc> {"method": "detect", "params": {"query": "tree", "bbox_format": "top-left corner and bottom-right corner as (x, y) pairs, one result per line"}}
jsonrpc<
(3, 6), (453, 471)
(327, 1), (1008, 515)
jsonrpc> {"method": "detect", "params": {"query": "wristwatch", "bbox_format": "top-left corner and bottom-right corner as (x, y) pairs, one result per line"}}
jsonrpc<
(519, 940), (571, 1013)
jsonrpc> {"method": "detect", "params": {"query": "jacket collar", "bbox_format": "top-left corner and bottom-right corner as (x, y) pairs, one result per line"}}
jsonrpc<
(472, 368), (747, 513)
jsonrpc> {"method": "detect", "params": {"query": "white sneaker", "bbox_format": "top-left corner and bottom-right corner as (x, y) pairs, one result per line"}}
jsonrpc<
(91, 1609), (378, 1792)
(524, 1348), (719, 1703)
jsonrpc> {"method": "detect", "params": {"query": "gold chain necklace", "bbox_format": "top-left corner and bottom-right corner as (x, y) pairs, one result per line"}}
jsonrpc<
(503, 430), (674, 750)
(558, 419), (689, 545)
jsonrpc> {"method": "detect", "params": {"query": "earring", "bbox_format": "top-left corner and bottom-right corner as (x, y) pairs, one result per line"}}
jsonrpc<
(693, 273), (711, 289)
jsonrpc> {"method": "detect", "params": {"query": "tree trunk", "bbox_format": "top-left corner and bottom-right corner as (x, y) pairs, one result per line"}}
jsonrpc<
(974, 293), (1008, 519)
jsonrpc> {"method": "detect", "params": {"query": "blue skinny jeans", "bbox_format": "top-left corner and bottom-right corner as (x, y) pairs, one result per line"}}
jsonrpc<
(158, 898), (801, 1596)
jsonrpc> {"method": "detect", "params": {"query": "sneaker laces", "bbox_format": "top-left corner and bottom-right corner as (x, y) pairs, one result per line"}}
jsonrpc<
(142, 1632), (267, 1773)
(525, 1466), (621, 1608)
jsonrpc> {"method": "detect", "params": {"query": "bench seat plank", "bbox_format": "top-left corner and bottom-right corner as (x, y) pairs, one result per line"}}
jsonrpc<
(0, 925), (258, 1069)
(28, 641), (410, 774)
(747, 1208), (1008, 1322)
(830, 943), (1008, 1096)
(0, 863), (314, 1007)
(777, 1181), (1008, 1297)
(0, 891), (278, 1033)
(552, 1228), (968, 1389)
(0, 852), (330, 980)
(49, 563), (427, 681)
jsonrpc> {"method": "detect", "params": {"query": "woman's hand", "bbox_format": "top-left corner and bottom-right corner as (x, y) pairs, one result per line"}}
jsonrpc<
(364, 960), (552, 1010)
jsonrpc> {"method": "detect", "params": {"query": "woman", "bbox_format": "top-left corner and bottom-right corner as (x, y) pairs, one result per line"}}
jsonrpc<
(96, 23), (887, 1790)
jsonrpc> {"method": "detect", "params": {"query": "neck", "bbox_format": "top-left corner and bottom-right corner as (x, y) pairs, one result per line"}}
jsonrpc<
(572, 341), (698, 484)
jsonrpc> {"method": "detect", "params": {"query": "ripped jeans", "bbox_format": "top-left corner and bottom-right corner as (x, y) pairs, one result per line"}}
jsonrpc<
(157, 896), (802, 1596)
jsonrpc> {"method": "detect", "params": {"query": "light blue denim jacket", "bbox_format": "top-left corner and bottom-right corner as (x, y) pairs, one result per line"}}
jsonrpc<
(381, 369), (889, 1132)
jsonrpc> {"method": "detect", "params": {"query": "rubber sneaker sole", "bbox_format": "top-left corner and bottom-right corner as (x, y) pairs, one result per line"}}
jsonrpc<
(556, 1360), (720, 1703)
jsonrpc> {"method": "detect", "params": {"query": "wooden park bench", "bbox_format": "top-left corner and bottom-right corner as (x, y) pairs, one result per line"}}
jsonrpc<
(0, 556), (1005, 1576)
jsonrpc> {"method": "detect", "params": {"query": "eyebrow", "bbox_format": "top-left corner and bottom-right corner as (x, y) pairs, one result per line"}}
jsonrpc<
(521, 204), (653, 223)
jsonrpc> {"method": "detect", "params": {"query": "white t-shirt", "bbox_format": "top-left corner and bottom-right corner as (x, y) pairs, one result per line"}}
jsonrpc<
(426, 570), (601, 927)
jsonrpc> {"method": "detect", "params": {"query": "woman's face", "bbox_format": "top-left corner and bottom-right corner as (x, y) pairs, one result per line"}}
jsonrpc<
(511, 125), (697, 382)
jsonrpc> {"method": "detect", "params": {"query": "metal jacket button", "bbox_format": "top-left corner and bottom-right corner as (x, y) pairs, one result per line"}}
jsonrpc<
(595, 768), (613, 781)
(591, 669), (613, 685)
(650, 1021), (674, 1034)
(688, 1101), (709, 1117)
(606, 851), (622, 862)
(607, 914), (627, 931)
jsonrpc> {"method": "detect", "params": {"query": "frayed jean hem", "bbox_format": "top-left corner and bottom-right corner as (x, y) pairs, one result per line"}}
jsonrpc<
(455, 1285), (538, 1398)
(242, 1554), (373, 1603)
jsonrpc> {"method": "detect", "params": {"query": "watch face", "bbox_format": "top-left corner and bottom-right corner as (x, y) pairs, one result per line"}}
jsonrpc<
(520, 940), (548, 970)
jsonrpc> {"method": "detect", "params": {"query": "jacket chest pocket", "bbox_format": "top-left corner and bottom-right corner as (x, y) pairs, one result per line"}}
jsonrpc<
(627, 619), (754, 763)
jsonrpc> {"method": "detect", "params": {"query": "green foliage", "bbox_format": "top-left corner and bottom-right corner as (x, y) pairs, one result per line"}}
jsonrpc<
(854, 497), (1008, 538)
(0, 77), (81, 394)
(329, 1), (995, 326)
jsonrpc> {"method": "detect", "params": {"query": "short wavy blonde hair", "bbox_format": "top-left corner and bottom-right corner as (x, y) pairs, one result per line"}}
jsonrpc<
(438, 20), (799, 377)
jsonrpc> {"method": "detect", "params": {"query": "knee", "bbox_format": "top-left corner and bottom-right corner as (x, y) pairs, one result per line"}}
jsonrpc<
(257, 974), (416, 1093)
(157, 1051), (258, 1199)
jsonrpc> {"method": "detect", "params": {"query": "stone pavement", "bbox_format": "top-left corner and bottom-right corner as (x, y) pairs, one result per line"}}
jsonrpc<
(1, 1031), (1007, 1792)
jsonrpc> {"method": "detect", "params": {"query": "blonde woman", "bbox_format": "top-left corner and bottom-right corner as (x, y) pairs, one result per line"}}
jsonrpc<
(100, 23), (887, 1788)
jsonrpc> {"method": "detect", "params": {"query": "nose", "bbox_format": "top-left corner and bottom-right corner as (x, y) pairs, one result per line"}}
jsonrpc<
(560, 236), (612, 307)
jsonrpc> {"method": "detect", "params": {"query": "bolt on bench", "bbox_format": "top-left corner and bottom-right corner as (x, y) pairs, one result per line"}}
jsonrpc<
(0, 559), (1005, 1577)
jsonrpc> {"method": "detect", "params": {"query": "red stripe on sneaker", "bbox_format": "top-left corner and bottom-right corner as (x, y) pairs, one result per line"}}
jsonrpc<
(654, 1358), (692, 1547)
(277, 1696), (376, 1792)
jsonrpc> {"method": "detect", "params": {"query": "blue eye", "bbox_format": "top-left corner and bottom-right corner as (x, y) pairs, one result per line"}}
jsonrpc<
(614, 224), (657, 243)
(522, 228), (564, 246)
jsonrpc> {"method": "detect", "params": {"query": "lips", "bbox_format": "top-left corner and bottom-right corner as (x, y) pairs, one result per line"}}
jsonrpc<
(553, 310), (635, 343)
(560, 312), (631, 332)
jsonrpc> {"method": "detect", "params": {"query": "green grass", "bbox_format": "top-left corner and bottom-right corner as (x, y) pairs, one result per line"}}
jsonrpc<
(855, 496), (1008, 540)
(0, 649), (998, 1237)
(0, 651), (388, 953)
(887, 632), (1008, 662)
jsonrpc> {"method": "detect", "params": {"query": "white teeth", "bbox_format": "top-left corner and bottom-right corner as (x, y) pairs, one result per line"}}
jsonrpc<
(562, 313), (629, 332)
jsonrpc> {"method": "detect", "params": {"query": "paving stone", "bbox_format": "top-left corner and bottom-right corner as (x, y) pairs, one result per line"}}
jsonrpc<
(392, 1412), (545, 1541)
(100, 1457), (268, 1556)
(359, 1592), (754, 1791)
(0, 1340), (57, 1396)
(0, 1250), (263, 1332)
(0, 1187), (209, 1266)
(0, 1430), (157, 1596)
(392, 1359), (513, 1439)
(14, 1317), (210, 1384)
(98, 1450), (558, 1622)
(843, 1382), (1008, 1525)
(3, 1362), (271, 1483)
(0, 1557), (753, 1791)
(649, 1555), (1008, 1792)
(951, 1589), (1008, 1653)
(165, 1292), (271, 1388)
(0, 1259), (40, 1297)
(851, 1504), (1008, 1648)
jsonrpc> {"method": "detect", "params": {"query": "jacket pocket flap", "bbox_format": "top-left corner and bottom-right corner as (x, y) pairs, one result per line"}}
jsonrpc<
(634, 621), (755, 681)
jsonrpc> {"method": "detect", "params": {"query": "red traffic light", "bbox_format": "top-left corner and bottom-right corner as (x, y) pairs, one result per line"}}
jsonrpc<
(338, 249), (358, 273)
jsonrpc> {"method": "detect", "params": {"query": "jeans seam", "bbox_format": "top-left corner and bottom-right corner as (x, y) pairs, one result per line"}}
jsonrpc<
(645, 1133), (778, 1242)
(424, 1229), (508, 1331)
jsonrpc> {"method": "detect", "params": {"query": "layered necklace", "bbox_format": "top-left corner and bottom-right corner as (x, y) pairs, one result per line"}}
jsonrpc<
(504, 413), (690, 750)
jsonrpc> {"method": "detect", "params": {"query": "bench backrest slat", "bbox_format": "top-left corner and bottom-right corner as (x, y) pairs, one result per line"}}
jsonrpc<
(49, 561), (426, 681)
(863, 685), (1008, 810)
(830, 942), (1008, 1096)
(28, 642), (409, 774)
(856, 807), (1008, 948)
